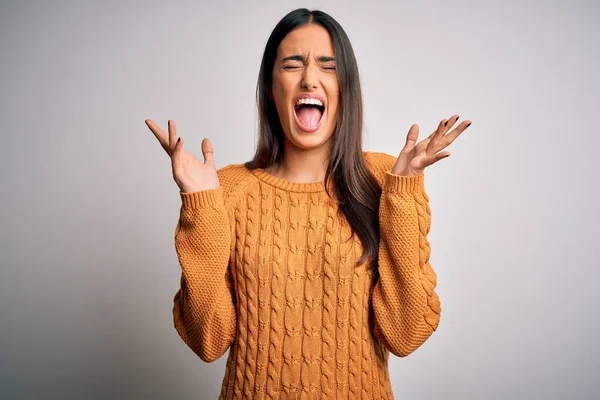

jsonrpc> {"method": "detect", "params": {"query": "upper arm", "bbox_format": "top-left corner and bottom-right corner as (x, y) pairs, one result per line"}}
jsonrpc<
(363, 151), (397, 187)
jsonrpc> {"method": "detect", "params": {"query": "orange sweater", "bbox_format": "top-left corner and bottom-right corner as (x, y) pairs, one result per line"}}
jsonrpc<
(172, 151), (441, 399)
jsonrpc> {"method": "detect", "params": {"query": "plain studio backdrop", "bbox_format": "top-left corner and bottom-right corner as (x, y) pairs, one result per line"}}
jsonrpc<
(1, 0), (599, 399)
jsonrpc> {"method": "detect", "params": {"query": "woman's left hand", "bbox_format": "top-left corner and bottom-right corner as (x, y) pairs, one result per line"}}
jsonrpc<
(391, 115), (472, 177)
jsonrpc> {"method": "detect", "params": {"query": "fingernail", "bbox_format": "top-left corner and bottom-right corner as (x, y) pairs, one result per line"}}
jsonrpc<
(444, 120), (448, 126)
(456, 115), (460, 121)
(177, 137), (180, 143)
(466, 122), (471, 127)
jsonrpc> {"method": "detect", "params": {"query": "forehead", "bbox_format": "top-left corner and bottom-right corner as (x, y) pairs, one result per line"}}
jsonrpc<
(277, 24), (334, 58)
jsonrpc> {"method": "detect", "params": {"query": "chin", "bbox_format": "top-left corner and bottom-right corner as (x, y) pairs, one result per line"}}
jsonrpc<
(289, 132), (330, 150)
(286, 119), (334, 151)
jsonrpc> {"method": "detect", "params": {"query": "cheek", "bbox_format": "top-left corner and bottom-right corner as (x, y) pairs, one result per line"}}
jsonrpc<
(325, 81), (340, 124)
(272, 90), (290, 122)
(272, 84), (293, 114)
(328, 98), (339, 126)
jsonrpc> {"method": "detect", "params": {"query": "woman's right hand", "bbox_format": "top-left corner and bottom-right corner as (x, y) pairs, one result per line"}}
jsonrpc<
(145, 119), (220, 193)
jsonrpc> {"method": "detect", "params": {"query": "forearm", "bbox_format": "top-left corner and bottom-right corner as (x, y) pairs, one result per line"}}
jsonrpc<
(173, 187), (237, 362)
(372, 172), (441, 357)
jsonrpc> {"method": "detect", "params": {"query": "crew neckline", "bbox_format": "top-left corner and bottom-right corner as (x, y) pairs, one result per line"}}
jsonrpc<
(249, 167), (328, 193)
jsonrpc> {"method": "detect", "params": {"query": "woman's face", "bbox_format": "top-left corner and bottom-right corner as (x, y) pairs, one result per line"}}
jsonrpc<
(271, 24), (339, 152)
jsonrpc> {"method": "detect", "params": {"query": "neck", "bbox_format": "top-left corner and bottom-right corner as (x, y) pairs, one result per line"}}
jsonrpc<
(268, 139), (332, 183)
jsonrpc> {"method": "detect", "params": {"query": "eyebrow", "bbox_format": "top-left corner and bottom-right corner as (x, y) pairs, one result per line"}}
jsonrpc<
(281, 54), (336, 63)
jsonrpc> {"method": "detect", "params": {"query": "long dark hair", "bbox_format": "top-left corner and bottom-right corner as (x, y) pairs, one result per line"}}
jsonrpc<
(245, 8), (382, 269)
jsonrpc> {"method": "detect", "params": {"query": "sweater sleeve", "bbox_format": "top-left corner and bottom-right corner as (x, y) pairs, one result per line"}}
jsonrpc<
(366, 153), (442, 357)
(172, 186), (237, 363)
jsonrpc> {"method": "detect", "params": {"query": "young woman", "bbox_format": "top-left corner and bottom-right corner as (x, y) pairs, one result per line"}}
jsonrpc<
(146, 8), (471, 400)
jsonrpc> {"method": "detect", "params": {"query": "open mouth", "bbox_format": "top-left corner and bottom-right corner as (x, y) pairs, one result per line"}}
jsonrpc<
(294, 98), (325, 133)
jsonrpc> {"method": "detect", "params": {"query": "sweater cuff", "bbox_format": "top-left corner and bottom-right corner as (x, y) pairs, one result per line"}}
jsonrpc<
(383, 171), (425, 194)
(180, 187), (223, 210)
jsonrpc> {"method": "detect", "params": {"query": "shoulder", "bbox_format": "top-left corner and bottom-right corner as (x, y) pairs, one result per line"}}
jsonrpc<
(362, 151), (397, 185)
(217, 163), (257, 200)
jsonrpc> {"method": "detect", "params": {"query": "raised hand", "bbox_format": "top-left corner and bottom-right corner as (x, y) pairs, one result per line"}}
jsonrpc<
(391, 115), (472, 176)
(145, 119), (220, 193)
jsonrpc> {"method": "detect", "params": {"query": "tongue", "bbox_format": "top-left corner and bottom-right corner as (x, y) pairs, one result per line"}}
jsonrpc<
(296, 106), (322, 128)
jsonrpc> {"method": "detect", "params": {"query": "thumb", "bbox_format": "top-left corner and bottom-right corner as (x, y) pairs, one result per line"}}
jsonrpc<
(201, 138), (215, 166)
(395, 124), (419, 170)
(403, 124), (419, 152)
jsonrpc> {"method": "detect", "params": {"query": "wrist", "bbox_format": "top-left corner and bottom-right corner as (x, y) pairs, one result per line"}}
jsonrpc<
(384, 171), (425, 194)
(180, 187), (223, 209)
(390, 168), (422, 177)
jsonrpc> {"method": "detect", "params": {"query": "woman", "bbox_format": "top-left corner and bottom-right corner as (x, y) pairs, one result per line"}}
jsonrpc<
(146, 8), (471, 400)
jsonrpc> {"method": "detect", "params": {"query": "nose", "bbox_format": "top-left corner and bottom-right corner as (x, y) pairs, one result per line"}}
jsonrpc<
(301, 64), (319, 90)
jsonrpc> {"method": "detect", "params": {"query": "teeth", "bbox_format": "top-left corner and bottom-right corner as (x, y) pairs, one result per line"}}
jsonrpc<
(296, 97), (324, 107)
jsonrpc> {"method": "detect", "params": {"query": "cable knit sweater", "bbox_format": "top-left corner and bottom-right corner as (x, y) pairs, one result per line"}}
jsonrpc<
(172, 151), (441, 399)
